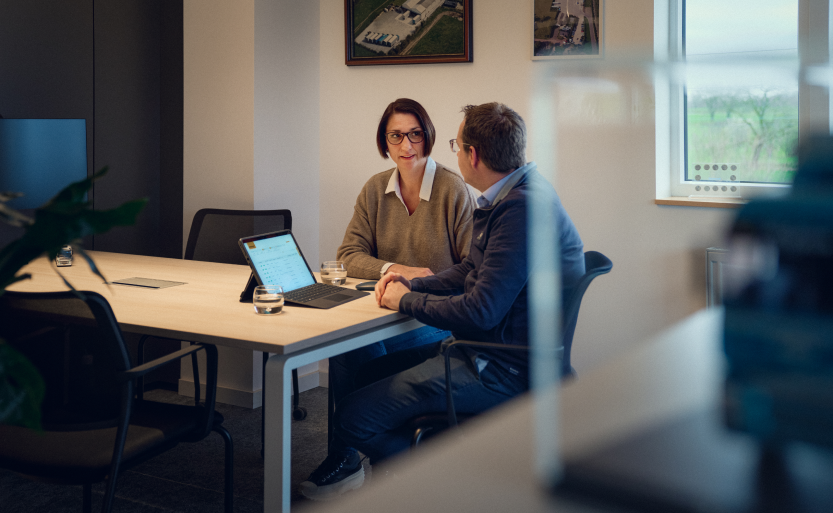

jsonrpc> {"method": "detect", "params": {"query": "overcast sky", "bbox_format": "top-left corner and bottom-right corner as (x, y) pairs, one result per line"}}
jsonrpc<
(686, 0), (797, 57)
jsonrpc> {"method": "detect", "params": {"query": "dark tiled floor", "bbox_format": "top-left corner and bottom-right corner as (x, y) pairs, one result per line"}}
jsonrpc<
(0, 386), (333, 512)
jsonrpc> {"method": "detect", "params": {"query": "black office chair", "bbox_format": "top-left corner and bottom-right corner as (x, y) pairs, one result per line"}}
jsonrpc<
(0, 290), (233, 513)
(407, 250), (613, 446)
(135, 208), (304, 458)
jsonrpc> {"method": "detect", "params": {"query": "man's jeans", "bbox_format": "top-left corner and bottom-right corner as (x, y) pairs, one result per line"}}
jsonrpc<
(330, 341), (529, 463)
(328, 325), (451, 406)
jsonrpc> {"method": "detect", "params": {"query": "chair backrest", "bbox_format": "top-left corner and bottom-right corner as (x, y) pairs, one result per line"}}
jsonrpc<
(184, 208), (292, 265)
(0, 290), (131, 430)
(560, 250), (613, 377)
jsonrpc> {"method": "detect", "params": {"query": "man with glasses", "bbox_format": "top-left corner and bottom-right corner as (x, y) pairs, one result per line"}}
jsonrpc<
(301, 102), (584, 501)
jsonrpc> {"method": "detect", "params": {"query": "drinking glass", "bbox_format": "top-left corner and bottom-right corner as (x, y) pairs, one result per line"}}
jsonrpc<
(253, 285), (284, 315)
(55, 245), (73, 267)
(320, 261), (347, 285)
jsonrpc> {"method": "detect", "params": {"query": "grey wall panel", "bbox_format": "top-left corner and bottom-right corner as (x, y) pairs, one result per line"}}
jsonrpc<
(0, 0), (94, 249)
(92, 0), (161, 255)
(159, 1), (184, 259)
(0, 0), (183, 257)
(0, 0), (94, 124)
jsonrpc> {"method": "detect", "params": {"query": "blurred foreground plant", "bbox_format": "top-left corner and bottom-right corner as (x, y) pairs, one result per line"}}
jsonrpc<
(0, 167), (147, 428)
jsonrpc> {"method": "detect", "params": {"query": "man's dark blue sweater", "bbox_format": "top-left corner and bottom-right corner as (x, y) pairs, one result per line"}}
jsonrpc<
(399, 162), (585, 375)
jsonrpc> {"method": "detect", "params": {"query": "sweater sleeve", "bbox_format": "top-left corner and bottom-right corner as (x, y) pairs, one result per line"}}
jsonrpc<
(410, 257), (473, 296)
(337, 184), (388, 280)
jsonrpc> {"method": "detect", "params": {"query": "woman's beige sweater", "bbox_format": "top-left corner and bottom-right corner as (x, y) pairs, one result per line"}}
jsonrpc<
(337, 163), (475, 280)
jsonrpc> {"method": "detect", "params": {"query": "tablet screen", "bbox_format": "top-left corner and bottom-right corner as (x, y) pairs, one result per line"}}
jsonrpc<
(241, 232), (315, 292)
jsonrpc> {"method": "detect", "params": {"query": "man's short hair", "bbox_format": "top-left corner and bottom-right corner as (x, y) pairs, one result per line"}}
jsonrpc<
(376, 98), (436, 159)
(461, 103), (526, 174)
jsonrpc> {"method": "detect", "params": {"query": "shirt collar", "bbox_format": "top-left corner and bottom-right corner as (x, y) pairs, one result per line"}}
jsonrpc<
(385, 157), (437, 210)
(476, 162), (534, 208)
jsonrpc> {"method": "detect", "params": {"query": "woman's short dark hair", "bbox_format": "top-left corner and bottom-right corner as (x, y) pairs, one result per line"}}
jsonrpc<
(462, 102), (526, 173)
(376, 98), (436, 159)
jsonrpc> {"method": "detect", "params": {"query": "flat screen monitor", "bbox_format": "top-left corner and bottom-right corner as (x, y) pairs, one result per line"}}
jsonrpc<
(0, 119), (88, 209)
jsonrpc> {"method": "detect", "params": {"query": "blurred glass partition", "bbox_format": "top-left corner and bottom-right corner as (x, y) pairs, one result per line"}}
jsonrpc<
(529, 58), (657, 486)
(533, 50), (833, 509)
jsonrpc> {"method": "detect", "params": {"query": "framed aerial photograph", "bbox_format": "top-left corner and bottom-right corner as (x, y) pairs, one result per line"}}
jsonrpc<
(533, 0), (603, 60)
(345, 0), (472, 66)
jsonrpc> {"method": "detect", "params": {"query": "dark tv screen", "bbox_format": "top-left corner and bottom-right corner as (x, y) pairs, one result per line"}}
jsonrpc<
(0, 119), (87, 209)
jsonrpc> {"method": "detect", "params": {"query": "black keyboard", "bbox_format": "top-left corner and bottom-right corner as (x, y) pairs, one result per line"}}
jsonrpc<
(283, 283), (347, 303)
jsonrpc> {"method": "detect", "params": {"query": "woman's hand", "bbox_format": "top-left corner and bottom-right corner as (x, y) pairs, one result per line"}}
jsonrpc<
(387, 264), (433, 280)
(375, 272), (412, 309)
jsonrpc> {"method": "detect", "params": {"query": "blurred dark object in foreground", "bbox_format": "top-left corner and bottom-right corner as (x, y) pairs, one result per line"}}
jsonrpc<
(553, 135), (833, 513)
(723, 134), (833, 451)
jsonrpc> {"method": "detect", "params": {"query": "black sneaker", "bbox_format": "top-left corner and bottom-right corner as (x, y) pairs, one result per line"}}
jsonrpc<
(299, 449), (365, 501)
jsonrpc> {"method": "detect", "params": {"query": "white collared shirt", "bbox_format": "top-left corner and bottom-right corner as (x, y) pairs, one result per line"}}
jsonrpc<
(380, 157), (437, 276)
(385, 156), (437, 213)
(476, 166), (522, 209)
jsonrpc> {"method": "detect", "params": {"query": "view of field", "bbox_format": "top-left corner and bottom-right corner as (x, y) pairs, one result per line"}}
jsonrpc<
(686, 91), (798, 184)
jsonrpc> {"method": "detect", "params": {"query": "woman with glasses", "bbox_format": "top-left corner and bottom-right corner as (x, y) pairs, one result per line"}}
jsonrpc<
(336, 97), (474, 280)
(301, 98), (474, 501)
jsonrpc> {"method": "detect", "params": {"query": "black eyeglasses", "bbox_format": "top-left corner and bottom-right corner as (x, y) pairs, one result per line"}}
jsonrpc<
(449, 139), (469, 153)
(386, 131), (425, 145)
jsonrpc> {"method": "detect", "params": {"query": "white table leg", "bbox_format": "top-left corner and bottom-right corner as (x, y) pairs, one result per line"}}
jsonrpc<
(263, 318), (423, 512)
(264, 353), (293, 513)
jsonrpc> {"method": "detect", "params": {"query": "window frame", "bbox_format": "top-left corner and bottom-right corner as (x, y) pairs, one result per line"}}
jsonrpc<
(655, 0), (830, 201)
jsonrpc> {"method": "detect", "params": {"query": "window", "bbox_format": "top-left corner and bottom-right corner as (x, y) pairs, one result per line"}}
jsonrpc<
(657, 0), (830, 199)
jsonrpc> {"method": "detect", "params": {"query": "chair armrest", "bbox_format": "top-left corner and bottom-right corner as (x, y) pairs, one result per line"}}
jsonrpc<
(447, 339), (562, 364)
(119, 344), (205, 381)
(442, 340), (531, 428)
(121, 343), (219, 440)
(444, 339), (530, 353)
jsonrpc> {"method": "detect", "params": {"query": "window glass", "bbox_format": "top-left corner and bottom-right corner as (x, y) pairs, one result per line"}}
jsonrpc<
(684, 0), (799, 186)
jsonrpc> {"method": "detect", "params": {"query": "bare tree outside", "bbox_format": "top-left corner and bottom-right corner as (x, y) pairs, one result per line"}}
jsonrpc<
(686, 89), (798, 184)
(684, 0), (798, 187)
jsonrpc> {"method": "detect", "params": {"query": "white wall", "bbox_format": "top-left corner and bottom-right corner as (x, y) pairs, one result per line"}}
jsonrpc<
(318, 0), (538, 263)
(183, 0), (269, 406)
(183, 0), (254, 235)
(254, 0), (323, 389)
(254, 0), (321, 267)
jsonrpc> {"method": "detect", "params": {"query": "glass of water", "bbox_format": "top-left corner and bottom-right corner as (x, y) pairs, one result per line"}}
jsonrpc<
(55, 245), (73, 267)
(253, 285), (284, 315)
(320, 261), (347, 285)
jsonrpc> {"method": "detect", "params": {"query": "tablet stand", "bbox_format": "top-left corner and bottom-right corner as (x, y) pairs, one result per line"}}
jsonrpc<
(239, 273), (256, 303)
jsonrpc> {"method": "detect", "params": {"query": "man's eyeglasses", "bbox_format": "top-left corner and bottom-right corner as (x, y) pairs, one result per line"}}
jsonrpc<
(386, 131), (425, 145)
(449, 139), (469, 153)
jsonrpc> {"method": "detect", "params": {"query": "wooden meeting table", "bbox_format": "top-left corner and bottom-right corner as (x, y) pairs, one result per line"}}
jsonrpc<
(9, 251), (423, 512)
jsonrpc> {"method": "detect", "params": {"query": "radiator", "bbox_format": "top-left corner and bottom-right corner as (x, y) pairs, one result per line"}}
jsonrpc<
(706, 247), (729, 308)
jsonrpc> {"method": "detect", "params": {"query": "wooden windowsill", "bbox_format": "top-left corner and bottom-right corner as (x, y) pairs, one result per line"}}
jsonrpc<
(655, 196), (747, 208)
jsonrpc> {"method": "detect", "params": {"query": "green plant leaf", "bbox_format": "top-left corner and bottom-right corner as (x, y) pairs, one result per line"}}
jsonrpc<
(0, 191), (26, 203)
(0, 166), (147, 430)
(0, 167), (147, 292)
(0, 192), (33, 228)
(74, 246), (110, 288)
(0, 341), (45, 429)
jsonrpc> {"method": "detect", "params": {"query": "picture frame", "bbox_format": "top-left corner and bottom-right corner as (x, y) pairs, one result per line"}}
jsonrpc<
(345, 0), (472, 66)
(533, 0), (603, 60)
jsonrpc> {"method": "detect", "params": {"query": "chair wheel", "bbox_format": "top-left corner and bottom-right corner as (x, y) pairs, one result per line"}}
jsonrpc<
(292, 407), (307, 421)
